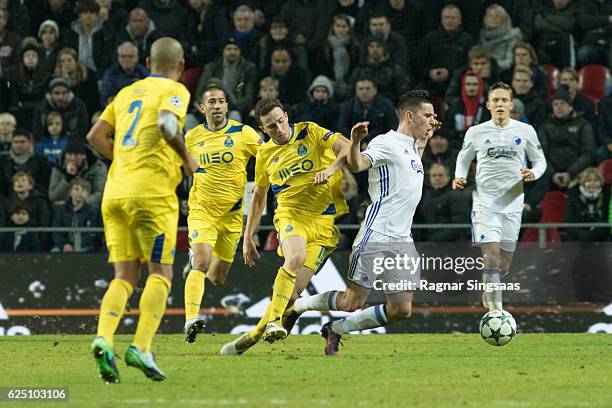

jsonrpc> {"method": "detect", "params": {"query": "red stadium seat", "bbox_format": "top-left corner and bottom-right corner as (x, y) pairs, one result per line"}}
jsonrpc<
(263, 230), (279, 252)
(598, 158), (612, 184)
(520, 191), (567, 246)
(176, 231), (189, 252)
(540, 64), (558, 99)
(578, 64), (609, 103)
(180, 67), (203, 104)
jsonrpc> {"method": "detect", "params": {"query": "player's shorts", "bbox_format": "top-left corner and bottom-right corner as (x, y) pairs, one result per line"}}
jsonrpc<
(274, 214), (339, 273)
(347, 230), (420, 294)
(102, 195), (178, 264)
(188, 210), (243, 263)
(471, 210), (522, 252)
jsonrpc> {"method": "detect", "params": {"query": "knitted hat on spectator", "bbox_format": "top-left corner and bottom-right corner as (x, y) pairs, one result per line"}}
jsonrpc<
(511, 98), (525, 116)
(20, 43), (42, 59)
(49, 77), (70, 92)
(64, 141), (86, 155)
(38, 19), (60, 38)
(552, 85), (572, 104)
(365, 34), (387, 54)
(223, 37), (240, 50)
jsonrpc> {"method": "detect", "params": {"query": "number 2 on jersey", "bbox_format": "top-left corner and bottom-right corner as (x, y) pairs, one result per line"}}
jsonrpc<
(122, 99), (143, 147)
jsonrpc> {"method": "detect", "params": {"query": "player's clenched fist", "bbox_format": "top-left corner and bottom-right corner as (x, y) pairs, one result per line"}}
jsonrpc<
(452, 177), (467, 190)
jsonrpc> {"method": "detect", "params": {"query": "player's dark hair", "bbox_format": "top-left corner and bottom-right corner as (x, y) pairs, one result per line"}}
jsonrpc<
(254, 98), (285, 125)
(489, 82), (513, 100)
(396, 90), (431, 117)
(202, 84), (226, 100)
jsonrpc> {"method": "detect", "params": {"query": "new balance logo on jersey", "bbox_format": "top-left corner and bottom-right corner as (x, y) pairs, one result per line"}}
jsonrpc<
(404, 149), (409, 154)
(487, 147), (518, 159)
(485, 139), (492, 144)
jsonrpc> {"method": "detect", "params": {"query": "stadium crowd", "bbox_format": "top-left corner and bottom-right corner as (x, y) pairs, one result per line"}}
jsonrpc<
(0, 0), (611, 252)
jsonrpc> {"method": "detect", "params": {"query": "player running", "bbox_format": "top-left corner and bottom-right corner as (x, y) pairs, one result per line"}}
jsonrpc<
(87, 37), (198, 383)
(452, 82), (546, 310)
(283, 90), (439, 356)
(183, 85), (261, 343)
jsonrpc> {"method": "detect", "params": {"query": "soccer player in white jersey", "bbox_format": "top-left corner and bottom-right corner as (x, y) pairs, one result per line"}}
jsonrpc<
(452, 82), (546, 310)
(285, 90), (440, 356)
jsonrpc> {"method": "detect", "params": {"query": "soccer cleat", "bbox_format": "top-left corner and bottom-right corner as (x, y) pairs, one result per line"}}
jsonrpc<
(220, 332), (260, 356)
(184, 318), (206, 344)
(320, 322), (342, 356)
(262, 320), (287, 343)
(90, 337), (121, 384)
(125, 345), (166, 381)
(282, 309), (301, 335)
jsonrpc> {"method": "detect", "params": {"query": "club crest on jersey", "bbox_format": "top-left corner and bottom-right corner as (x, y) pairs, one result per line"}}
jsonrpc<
(485, 139), (492, 144)
(170, 96), (182, 108)
(297, 143), (308, 156)
(272, 156), (280, 163)
(199, 141), (204, 147)
(224, 136), (234, 148)
(513, 136), (522, 145)
(286, 225), (293, 233)
(191, 230), (199, 238)
(411, 159), (424, 174)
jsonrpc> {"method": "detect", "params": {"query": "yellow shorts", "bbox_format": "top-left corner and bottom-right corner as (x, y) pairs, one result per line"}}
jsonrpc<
(274, 214), (339, 273)
(188, 210), (243, 263)
(102, 195), (178, 264)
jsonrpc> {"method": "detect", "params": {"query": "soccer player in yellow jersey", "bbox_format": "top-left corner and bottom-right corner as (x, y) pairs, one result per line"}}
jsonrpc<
(220, 98), (349, 355)
(86, 37), (198, 383)
(183, 85), (261, 343)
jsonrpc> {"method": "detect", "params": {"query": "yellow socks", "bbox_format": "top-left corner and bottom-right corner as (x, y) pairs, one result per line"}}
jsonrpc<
(97, 278), (133, 347)
(184, 269), (206, 321)
(132, 274), (171, 353)
(268, 267), (297, 323)
(249, 302), (273, 339)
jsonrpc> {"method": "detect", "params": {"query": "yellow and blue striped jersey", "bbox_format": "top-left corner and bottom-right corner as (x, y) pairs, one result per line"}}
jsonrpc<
(100, 75), (190, 199)
(254, 121), (347, 219)
(186, 119), (261, 217)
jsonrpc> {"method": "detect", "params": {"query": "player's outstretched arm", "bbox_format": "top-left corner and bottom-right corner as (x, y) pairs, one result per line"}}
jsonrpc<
(453, 128), (476, 189)
(346, 121), (372, 172)
(86, 119), (115, 160)
(157, 110), (199, 176)
(314, 135), (349, 185)
(243, 185), (267, 267)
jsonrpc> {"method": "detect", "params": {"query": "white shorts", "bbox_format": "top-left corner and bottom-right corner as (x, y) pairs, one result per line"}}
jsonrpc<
(471, 211), (522, 252)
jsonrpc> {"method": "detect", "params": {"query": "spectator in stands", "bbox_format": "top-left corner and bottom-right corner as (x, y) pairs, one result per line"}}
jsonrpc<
(336, 77), (398, 142)
(246, 76), (279, 129)
(51, 177), (98, 253)
(49, 141), (107, 208)
(478, 4), (522, 70)
(575, 0), (612, 68)
(62, 0), (114, 75)
(33, 77), (89, 142)
(279, 0), (328, 58)
(267, 47), (309, 109)
(558, 67), (597, 130)
(115, 8), (161, 66)
(230, 4), (261, 63)
(500, 42), (547, 97)
(294, 75), (338, 131)
(540, 85), (596, 189)
(53, 47), (100, 117)
(350, 34), (410, 103)
(0, 128), (50, 197)
(376, 0), (425, 59)
(137, 0), (188, 40)
(256, 17), (307, 73)
(6, 171), (51, 227)
(359, 10), (409, 74)
(0, 111), (16, 155)
(522, 166), (551, 223)
(194, 38), (257, 121)
(96, 0), (128, 34)
(30, 0), (76, 39)
(596, 92), (612, 163)
(0, 7), (20, 80)
(0, 202), (41, 252)
(37, 20), (61, 77)
(416, 163), (470, 242)
(183, 0), (229, 67)
(419, 4), (474, 96)
(510, 98), (528, 123)
(421, 130), (460, 177)
(2, 0), (30, 38)
(9, 43), (50, 130)
(34, 111), (68, 166)
(99, 42), (148, 107)
(564, 167), (610, 242)
(512, 64), (547, 128)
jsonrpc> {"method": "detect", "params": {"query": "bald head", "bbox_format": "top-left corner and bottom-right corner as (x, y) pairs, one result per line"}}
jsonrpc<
(148, 37), (184, 80)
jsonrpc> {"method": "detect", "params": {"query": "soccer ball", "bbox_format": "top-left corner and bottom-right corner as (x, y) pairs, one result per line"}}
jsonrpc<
(479, 309), (517, 346)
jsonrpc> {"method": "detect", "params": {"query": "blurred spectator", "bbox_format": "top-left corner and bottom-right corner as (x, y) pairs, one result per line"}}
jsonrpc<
(0, 128), (50, 196)
(62, 0), (114, 75)
(255, 16), (307, 73)
(230, 4), (261, 63)
(0, 111), (16, 155)
(6, 171), (51, 227)
(564, 167), (610, 242)
(500, 42), (547, 97)
(33, 77), (89, 142)
(245, 76), (279, 129)
(444, 71), (490, 148)
(596, 93), (612, 163)
(421, 131), (460, 177)
(37, 20), (61, 77)
(315, 14), (359, 100)
(34, 111), (68, 166)
(336, 167), (359, 248)
(416, 163), (470, 242)
(194, 38), (257, 122)
(30, 0), (76, 39)
(115, 8), (161, 66)
(2, 0), (30, 38)
(183, 0), (229, 68)
(350, 34), (410, 103)
(137, 0), (188, 40)
(96, 0), (128, 34)
(522, 166), (551, 223)
(99, 42), (148, 107)
(49, 142), (107, 208)
(558, 67), (597, 130)
(540, 86), (596, 189)
(336, 77), (398, 143)
(54, 47), (100, 117)
(51, 177), (98, 253)
(8, 43), (50, 130)
(510, 98), (528, 123)
(0, 7), (20, 80)
(478, 4), (522, 70)
(359, 10), (409, 74)
(279, 0), (328, 56)
(0, 202), (41, 252)
(575, 0), (612, 68)
(294, 75), (338, 131)
(511, 64), (547, 128)
(267, 47), (309, 109)
(377, 0), (426, 58)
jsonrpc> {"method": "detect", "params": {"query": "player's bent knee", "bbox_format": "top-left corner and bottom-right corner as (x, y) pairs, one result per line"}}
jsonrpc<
(387, 303), (412, 320)
(207, 274), (226, 287)
(284, 256), (306, 272)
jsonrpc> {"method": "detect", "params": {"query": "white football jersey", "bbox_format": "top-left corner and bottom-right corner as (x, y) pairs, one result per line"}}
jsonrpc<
(455, 119), (546, 212)
(356, 130), (424, 242)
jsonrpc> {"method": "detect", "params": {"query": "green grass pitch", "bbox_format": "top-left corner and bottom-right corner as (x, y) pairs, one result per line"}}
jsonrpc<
(1, 333), (610, 407)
